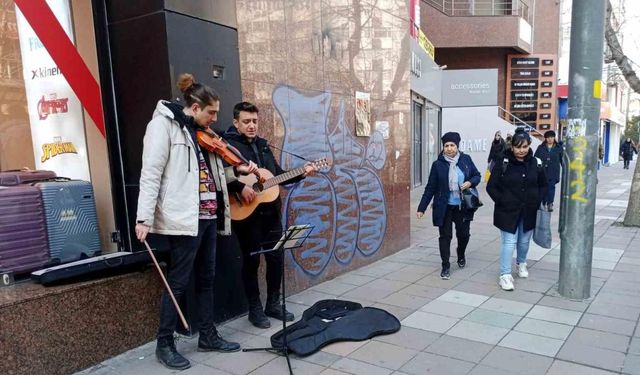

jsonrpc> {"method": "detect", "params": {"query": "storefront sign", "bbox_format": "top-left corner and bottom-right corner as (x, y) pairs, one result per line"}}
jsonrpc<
(16, 0), (90, 180)
(441, 69), (498, 107)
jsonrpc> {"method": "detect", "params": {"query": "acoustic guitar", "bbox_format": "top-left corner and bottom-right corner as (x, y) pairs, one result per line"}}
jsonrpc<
(229, 158), (330, 221)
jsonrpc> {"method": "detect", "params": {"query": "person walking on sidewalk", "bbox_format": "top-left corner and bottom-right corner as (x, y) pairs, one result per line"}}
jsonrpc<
(534, 130), (563, 211)
(417, 132), (481, 280)
(487, 129), (547, 291)
(136, 74), (257, 370)
(223, 101), (318, 329)
(488, 130), (506, 168)
(620, 138), (638, 169)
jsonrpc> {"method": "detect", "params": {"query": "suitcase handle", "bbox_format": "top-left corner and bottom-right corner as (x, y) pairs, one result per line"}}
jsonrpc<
(29, 177), (72, 185)
(104, 256), (124, 267)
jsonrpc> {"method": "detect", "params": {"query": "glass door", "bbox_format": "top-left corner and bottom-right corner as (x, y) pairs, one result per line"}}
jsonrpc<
(412, 100), (424, 188)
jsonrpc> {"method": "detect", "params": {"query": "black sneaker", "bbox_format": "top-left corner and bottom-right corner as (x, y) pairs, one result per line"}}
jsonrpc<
(547, 203), (554, 212)
(440, 267), (451, 280)
(457, 258), (466, 268)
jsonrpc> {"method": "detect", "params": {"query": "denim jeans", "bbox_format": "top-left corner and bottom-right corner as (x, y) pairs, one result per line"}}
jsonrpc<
(499, 220), (533, 275)
(543, 180), (557, 205)
(157, 219), (217, 338)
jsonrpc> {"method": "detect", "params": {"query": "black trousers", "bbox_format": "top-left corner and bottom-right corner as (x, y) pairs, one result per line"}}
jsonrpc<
(158, 219), (217, 338)
(624, 158), (631, 169)
(438, 205), (471, 268)
(232, 208), (283, 300)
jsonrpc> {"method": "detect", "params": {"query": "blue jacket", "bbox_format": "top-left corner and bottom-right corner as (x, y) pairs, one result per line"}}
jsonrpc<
(418, 152), (481, 227)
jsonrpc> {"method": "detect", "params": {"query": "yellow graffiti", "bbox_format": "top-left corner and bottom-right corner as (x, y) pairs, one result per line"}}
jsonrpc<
(41, 142), (78, 163)
(569, 137), (588, 203)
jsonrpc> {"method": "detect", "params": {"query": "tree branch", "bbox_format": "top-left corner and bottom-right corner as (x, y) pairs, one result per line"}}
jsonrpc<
(605, 0), (640, 93)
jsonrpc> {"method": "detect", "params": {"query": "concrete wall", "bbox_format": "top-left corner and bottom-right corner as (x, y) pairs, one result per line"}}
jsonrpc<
(236, 0), (412, 292)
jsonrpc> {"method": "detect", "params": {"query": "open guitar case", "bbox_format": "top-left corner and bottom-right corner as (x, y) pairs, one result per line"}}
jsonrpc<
(270, 299), (401, 356)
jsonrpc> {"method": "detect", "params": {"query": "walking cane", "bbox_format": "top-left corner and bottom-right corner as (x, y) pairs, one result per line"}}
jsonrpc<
(143, 240), (189, 331)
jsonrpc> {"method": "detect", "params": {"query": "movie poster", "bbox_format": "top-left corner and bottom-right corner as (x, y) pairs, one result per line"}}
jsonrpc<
(355, 91), (371, 137)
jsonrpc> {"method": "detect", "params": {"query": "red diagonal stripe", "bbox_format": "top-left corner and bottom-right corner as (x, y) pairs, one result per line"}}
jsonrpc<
(15, 0), (106, 138)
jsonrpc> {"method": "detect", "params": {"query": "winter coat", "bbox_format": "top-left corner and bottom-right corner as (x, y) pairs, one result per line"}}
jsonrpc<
(534, 141), (563, 183)
(222, 126), (304, 215)
(136, 100), (237, 236)
(488, 138), (506, 166)
(486, 150), (548, 234)
(621, 141), (638, 160)
(418, 152), (482, 227)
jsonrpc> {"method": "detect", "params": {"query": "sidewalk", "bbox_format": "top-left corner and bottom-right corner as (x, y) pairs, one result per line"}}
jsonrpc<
(77, 161), (640, 375)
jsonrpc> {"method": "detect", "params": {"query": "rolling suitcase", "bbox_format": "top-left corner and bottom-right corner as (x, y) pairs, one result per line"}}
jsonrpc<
(0, 169), (56, 186)
(33, 179), (102, 264)
(0, 185), (50, 274)
(31, 251), (151, 285)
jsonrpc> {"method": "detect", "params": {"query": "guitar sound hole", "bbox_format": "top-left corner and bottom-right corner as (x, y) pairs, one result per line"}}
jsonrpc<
(253, 183), (263, 193)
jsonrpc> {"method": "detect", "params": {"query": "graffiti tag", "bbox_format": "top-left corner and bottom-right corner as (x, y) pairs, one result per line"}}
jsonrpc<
(569, 136), (588, 203)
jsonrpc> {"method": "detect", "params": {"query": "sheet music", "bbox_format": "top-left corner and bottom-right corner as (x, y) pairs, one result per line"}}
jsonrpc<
(273, 224), (313, 250)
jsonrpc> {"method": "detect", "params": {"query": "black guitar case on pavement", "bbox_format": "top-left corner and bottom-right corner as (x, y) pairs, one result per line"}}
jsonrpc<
(270, 299), (401, 356)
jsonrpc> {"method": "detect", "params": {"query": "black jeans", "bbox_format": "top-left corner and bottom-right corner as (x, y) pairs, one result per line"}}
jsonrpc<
(438, 205), (471, 268)
(233, 208), (283, 299)
(624, 158), (631, 169)
(157, 219), (217, 338)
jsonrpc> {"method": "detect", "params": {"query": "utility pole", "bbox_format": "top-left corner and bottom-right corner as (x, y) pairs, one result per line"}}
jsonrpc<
(558, 0), (605, 299)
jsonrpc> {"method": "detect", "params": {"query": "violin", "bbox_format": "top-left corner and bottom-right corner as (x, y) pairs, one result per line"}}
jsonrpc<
(195, 128), (265, 183)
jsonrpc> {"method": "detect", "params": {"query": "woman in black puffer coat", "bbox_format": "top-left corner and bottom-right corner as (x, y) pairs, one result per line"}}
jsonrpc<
(487, 129), (547, 291)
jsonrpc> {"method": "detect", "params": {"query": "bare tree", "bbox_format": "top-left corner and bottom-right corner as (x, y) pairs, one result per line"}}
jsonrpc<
(605, 0), (640, 226)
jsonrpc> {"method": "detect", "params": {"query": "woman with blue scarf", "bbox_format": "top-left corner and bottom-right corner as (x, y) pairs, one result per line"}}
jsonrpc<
(417, 132), (481, 280)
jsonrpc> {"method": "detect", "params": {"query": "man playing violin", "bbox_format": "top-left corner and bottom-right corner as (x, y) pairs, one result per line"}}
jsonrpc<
(223, 101), (318, 329)
(135, 74), (258, 371)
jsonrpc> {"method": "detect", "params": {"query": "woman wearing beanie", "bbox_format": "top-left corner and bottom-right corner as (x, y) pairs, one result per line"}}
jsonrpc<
(487, 129), (548, 291)
(534, 130), (563, 211)
(417, 132), (481, 279)
(620, 138), (638, 169)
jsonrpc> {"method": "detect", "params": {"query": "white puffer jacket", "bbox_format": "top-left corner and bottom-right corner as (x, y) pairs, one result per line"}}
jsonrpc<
(136, 100), (236, 236)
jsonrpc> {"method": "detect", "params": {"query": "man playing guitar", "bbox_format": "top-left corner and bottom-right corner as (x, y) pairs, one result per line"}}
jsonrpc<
(224, 102), (318, 328)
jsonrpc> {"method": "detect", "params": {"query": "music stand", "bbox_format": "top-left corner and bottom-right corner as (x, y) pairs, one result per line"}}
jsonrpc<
(242, 224), (313, 375)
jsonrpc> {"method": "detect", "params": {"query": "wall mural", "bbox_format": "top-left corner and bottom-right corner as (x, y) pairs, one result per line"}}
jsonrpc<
(273, 85), (388, 276)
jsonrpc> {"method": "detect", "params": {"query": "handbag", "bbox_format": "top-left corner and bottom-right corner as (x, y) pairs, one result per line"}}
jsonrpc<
(461, 187), (483, 211)
(533, 205), (552, 249)
(483, 168), (491, 182)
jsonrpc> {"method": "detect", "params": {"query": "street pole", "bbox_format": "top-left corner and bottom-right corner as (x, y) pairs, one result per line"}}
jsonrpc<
(558, 0), (605, 299)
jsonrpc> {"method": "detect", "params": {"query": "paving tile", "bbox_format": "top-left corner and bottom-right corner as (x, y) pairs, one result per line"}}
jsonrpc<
(467, 364), (520, 375)
(371, 303), (414, 321)
(335, 274), (377, 286)
(451, 280), (500, 296)
(579, 313), (636, 336)
(366, 279), (412, 293)
(399, 352), (475, 375)
(498, 331), (563, 357)
(587, 301), (640, 321)
(435, 290), (490, 307)
(401, 311), (459, 333)
(525, 305), (582, 325)
(300, 351), (342, 367)
(513, 318), (573, 340)
(419, 300), (475, 318)
(557, 341), (626, 372)
(342, 286), (395, 302)
(287, 290), (337, 306)
(321, 340), (369, 356)
(537, 295), (590, 312)
(479, 297), (533, 316)
(311, 280), (358, 295)
(546, 360), (617, 375)
(330, 358), (393, 375)
(374, 326), (441, 351)
(379, 292), (432, 310)
(463, 308), (522, 329)
(182, 365), (233, 375)
(203, 349), (275, 375)
(480, 347), (553, 375)
(629, 337), (640, 355)
(446, 320), (510, 345)
(565, 327), (631, 353)
(318, 369), (352, 375)
(623, 354), (640, 375)
(348, 341), (419, 370)
(249, 357), (325, 375)
(399, 284), (448, 299)
(425, 335), (493, 363)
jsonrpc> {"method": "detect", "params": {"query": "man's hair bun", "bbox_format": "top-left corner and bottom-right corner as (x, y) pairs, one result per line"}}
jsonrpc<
(177, 73), (195, 93)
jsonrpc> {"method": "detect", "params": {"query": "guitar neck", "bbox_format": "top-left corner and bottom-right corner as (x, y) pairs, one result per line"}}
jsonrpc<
(263, 167), (306, 189)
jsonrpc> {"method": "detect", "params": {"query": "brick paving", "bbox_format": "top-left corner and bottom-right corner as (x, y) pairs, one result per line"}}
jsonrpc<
(76, 160), (640, 375)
